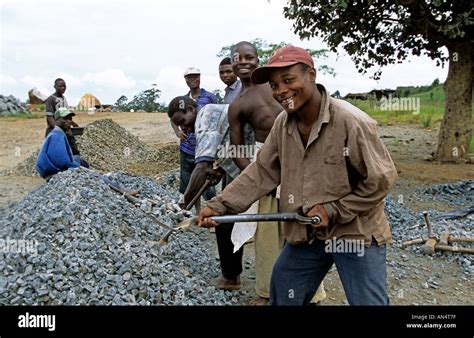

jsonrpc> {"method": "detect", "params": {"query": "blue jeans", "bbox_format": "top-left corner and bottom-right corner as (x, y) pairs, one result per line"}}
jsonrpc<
(269, 238), (389, 305)
(179, 151), (215, 200)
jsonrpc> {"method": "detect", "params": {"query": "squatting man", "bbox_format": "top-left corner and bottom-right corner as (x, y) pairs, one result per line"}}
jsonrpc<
(198, 45), (398, 305)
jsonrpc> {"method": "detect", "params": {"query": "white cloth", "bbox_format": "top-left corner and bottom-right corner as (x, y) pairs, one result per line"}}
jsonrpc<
(231, 141), (264, 252)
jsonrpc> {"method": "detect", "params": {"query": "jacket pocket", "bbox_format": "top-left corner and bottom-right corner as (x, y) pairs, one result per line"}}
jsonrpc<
(323, 153), (349, 197)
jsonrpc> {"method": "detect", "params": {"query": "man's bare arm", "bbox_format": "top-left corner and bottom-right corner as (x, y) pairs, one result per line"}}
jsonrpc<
(183, 161), (211, 207)
(228, 100), (251, 170)
(46, 116), (56, 129)
(170, 120), (187, 140)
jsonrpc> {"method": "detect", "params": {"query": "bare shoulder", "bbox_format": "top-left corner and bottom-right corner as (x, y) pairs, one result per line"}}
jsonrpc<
(228, 96), (242, 118)
(229, 90), (252, 119)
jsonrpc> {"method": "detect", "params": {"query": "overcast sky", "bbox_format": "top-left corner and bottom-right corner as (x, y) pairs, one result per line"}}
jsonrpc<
(1, 0), (448, 106)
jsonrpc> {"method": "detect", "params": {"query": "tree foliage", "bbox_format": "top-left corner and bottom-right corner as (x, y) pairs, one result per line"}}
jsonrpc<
(114, 95), (129, 112)
(217, 38), (336, 76)
(113, 84), (164, 112)
(283, 0), (473, 162)
(283, 0), (473, 79)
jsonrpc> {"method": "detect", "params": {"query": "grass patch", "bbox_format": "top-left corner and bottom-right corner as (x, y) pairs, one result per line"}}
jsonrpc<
(390, 138), (402, 146)
(420, 113), (433, 128)
(347, 98), (446, 125)
(346, 85), (473, 128)
(0, 112), (44, 121)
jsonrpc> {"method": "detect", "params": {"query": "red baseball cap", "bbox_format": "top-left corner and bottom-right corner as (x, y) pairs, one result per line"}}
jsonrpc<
(251, 45), (314, 84)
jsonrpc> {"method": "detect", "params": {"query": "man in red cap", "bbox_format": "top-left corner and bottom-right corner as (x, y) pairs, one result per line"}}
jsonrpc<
(198, 45), (398, 305)
(227, 41), (325, 305)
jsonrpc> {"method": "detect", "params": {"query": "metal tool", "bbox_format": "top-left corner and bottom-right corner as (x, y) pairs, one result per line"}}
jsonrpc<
(402, 211), (474, 255)
(206, 213), (321, 225)
(422, 211), (438, 254)
(158, 179), (211, 246)
(159, 212), (321, 247)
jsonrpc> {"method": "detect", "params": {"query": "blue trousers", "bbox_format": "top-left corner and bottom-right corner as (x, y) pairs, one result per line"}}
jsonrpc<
(269, 239), (389, 305)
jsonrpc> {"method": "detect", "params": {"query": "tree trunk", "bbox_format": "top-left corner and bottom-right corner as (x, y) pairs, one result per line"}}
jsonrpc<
(434, 41), (473, 162)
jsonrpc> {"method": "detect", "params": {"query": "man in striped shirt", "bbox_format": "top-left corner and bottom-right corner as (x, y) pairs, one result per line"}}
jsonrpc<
(171, 67), (218, 211)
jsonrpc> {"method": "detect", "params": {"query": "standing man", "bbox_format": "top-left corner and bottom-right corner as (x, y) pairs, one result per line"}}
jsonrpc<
(44, 78), (80, 155)
(168, 97), (250, 290)
(219, 57), (241, 104)
(227, 41), (325, 305)
(199, 45), (398, 305)
(170, 67), (217, 211)
(175, 58), (245, 290)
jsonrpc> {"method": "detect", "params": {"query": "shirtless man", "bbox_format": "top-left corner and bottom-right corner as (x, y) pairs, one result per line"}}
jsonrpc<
(227, 41), (326, 305)
(228, 41), (282, 170)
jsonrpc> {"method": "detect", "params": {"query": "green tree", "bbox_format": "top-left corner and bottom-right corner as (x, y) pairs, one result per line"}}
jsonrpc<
(128, 84), (162, 112)
(217, 38), (335, 76)
(283, 0), (473, 162)
(430, 78), (440, 88)
(114, 95), (129, 112)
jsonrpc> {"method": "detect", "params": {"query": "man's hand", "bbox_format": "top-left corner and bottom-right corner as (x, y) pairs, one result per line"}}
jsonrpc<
(207, 166), (225, 186)
(71, 121), (79, 127)
(307, 204), (330, 229)
(174, 129), (188, 141)
(198, 207), (220, 228)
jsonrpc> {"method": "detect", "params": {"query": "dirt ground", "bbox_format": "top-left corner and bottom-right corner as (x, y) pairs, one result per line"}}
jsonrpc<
(0, 113), (472, 305)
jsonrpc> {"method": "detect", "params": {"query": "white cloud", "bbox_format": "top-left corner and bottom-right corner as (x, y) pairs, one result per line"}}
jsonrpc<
(153, 66), (189, 102)
(20, 76), (50, 96)
(0, 74), (18, 89)
(56, 73), (84, 87)
(1, 0), (450, 105)
(83, 69), (136, 89)
(201, 74), (224, 94)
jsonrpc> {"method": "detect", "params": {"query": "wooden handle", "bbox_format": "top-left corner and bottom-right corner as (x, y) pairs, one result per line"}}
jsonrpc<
(435, 244), (474, 254)
(401, 238), (424, 248)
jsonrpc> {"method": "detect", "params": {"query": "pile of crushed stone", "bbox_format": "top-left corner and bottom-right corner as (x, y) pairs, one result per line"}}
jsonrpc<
(6, 119), (179, 176)
(0, 169), (240, 305)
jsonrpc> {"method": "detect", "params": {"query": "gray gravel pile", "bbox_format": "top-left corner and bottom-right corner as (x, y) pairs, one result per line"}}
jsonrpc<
(0, 95), (30, 116)
(385, 189), (473, 274)
(7, 119), (165, 176)
(76, 119), (160, 172)
(420, 180), (473, 206)
(7, 149), (40, 177)
(0, 169), (240, 305)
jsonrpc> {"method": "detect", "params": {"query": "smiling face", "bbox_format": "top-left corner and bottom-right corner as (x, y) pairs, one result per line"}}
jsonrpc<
(231, 43), (259, 81)
(268, 63), (316, 114)
(170, 106), (197, 133)
(55, 114), (74, 131)
(219, 64), (237, 86)
(184, 74), (200, 90)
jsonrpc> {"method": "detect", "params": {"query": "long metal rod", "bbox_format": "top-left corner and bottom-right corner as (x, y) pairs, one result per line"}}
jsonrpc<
(210, 213), (321, 225)
(186, 179), (211, 210)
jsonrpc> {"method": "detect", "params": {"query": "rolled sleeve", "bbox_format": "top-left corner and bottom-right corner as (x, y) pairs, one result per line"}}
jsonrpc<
(330, 121), (398, 224)
(195, 156), (214, 164)
(207, 120), (281, 214)
(194, 105), (228, 161)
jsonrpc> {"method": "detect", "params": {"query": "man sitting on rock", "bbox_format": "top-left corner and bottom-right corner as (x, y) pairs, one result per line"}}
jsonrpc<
(36, 108), (87, 181)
